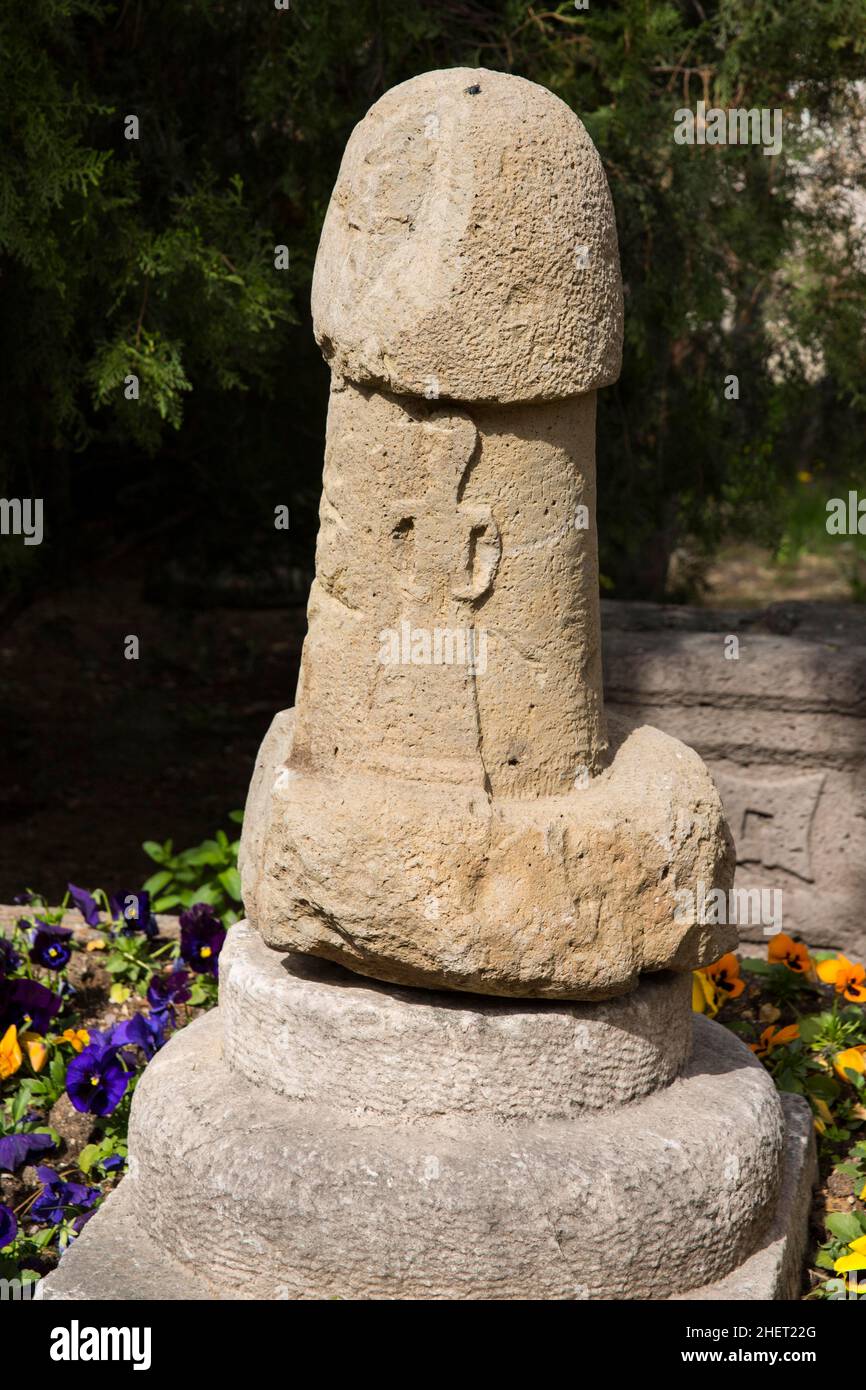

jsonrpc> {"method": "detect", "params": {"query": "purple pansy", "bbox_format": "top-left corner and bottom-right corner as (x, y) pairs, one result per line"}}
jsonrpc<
(0, 978), (62, 1035)
(31, 1166), (100, 1226)
(0, 1131), (55, 1173)
(109, 890), (158, 939)
(0, 1203), (17, 1248)
(29, 924), (73, 972)
(0, 938), (21, 977)
(65, 1032), (130, 1117)
(67, 882), (101, 928)
(112, 1012), (167, 1061)
(179, 903), (226, 976)
(147, 966), (191, 1016)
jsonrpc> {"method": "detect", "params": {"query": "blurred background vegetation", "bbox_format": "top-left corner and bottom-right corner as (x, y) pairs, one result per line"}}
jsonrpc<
(1, 0), (866, 609)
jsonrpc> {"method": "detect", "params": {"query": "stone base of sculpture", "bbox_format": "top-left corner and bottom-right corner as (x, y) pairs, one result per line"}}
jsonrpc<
(42, 923), (815, 1301)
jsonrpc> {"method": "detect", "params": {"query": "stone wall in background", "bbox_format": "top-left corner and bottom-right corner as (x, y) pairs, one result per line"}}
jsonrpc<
(602, 600), (866, 961)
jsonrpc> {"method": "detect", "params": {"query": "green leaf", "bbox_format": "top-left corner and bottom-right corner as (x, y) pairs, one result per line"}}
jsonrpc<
(141, 870), (172, 895)
(179, 841), (223, 866)
(142, 840), (167, 864)
(815, 1250), (837, 1271)
(806, 1073), (840, 1101)
(740, 958), (773, 975)
(797, 1016), (825, 1044)
(826, 1212), (864, 1243)
(77, 1142), (100, 1175)
(218, 867), (242, 902)
(228, 810), (244, 824)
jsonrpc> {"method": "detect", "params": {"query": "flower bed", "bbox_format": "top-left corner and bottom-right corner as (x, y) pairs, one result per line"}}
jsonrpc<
(0, 818), (244, 1295)
(693, 935), (866, 1298)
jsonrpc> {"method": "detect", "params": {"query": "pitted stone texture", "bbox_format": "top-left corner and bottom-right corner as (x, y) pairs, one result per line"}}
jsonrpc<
(220, 923), (693, 1115)
(312, 68), (623, 403)
(40, 1043), (815, 1304)
(289, 387), (610, 792)
(84, 1005), (785, 1301)
(670, 1094), (817, 1302)
(37, 1179), (214, 1302)
(241, 74), (735, 998)
(241, 705), (735, 999)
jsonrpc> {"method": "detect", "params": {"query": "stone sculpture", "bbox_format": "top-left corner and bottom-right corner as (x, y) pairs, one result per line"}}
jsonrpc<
(43, 68), (814, 1303)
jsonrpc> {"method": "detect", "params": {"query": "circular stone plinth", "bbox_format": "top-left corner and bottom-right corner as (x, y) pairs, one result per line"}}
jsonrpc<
(120, 1004), (785, 1300)
(221, 923), (692, 1117)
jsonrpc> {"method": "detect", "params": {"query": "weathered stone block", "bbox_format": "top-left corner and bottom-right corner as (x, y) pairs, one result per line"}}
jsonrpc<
(602, 600), (866, 960)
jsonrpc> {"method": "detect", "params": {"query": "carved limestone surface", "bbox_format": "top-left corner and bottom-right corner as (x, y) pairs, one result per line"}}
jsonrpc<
(311, 67), (623, 403)
(240, 67), (736, 998)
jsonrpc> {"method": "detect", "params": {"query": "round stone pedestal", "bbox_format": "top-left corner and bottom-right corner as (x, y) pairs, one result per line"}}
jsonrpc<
(42, 923), (815, 1302)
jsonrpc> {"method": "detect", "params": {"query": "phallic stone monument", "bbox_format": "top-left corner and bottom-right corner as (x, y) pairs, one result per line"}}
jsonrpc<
(44, 68), (815, 1302)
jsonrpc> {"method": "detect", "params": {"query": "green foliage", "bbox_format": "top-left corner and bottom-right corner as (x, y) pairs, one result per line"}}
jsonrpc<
(1, 0), (865, 597)
(142, 811), (243, 923)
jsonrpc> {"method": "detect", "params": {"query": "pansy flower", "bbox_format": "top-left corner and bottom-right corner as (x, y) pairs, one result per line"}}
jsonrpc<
(0, 978), (62, 1035)
(833, 1046), (866, 1084)
(67, 882), (101, 928)
(147, 966), (191, 1017)
(65, 1032), (130, 1117)
(0, 938), (21, 978)
(29, 924), (73, 972)
(692, 971), (720, 1016)
(0, 1130), (55, 1173)
(703, 952), (745, 1000)
(20, 1031), (48, 1072)
(179, 903), (226, 976)
(0, 1025), (22, 1080)
(749, 1023), (799, 1058)
(0, 1203), (17, 1248)
(767, 933), (811, 974)
(60, 1027), (90, 1053)
(31, 1166), (100, 1226)
(112, 1012), (167, 1061)
(835, 1234), (866, 1275)
(109, 890), (158, 939)
(816, 955), (866, 1004)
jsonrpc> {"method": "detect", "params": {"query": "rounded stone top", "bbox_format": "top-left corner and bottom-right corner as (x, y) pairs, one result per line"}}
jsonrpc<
(311, 67), (623, 404)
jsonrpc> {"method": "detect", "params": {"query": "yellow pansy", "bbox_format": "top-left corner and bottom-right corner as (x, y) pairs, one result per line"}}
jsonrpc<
(0, 1024), (22, 1080)
(20, 1031), (48, 1073)
(835, 1235), (866, 1274)
(833, 1046), (866, 1084)
(692, 971), (720, 1016)
(817, 955), (866, 1003)
(61, 1028), (90, 1052)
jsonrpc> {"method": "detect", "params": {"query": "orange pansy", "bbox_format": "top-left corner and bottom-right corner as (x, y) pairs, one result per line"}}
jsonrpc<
(703, 952), (745, 1000)
(816, 955), (866, 1004)
(749, 1023), (800, 1058)
(767, 933), (811, 974)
